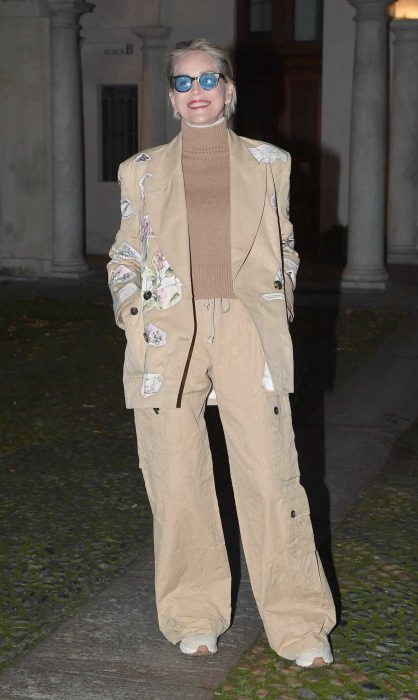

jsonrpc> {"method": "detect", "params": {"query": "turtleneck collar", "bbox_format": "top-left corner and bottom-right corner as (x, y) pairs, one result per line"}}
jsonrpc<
(181, 118), (229, 155)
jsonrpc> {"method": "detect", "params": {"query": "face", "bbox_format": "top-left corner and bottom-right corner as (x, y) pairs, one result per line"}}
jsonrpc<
(169, 50), (233, 126)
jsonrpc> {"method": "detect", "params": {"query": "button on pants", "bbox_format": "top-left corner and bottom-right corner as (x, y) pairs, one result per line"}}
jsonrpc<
(134, 299), (336, 659)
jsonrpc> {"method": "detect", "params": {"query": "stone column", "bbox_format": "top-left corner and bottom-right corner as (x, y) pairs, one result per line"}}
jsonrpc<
(387, 19), (418, 264)
(132, 25), (172, 149)
(48, 0), (93, 277)
(341, 0), (391, 290)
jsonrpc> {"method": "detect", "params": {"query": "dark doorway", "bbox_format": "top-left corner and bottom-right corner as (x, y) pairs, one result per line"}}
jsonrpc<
(235, 0), (323, 255)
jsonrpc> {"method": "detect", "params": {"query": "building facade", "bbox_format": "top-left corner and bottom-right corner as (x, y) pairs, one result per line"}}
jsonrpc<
(0, 0), (417, 283)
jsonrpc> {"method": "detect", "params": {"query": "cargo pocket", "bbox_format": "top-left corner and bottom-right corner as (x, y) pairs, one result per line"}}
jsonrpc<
(264, 393), (299, 481)
(134, 407), (169, 468)
(282, 482), (323, 597)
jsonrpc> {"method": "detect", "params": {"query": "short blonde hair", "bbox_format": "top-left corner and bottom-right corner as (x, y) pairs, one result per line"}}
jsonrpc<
(166, 38), (237, 120)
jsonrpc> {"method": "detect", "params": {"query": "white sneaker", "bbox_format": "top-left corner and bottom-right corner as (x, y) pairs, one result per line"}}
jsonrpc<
(179, 633), (218, 656)
(294, 643), (333, 668)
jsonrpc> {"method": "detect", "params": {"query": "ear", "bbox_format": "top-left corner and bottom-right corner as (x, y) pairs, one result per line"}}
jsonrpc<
(168, 90), (176, 111)
(225, 80), (234, 105)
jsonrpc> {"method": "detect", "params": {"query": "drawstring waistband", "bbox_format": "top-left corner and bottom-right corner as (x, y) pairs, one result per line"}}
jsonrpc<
(204, 298), (231, 343)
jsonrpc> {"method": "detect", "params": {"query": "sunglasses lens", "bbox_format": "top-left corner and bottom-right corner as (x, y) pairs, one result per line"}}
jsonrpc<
(174, 75), (192, 92)
(199, 73), (219, 90)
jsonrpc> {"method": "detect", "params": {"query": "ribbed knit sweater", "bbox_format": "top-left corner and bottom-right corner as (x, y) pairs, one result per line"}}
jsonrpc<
(181, 119), (236, 299)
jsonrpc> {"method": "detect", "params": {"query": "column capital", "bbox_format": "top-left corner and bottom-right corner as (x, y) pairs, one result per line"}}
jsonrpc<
(48, 0), (94, 26)
(131, 25), (172, 48)
(349, 0), (392, 20)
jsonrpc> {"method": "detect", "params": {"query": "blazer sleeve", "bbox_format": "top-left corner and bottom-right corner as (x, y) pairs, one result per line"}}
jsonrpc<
(107, 160), (143, 329)
(272, 155), (300, 323)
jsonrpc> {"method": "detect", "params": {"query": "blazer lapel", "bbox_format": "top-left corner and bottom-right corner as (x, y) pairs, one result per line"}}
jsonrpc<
(144, 130), (267, 292)
(229, 131), (267, 280)
(145, 133), (192, 293)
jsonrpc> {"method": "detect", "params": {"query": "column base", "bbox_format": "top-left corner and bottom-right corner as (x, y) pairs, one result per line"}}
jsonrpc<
(387, 249), (418, 265)
(49, 258), (92, 278)
(341, 266), (390, 290)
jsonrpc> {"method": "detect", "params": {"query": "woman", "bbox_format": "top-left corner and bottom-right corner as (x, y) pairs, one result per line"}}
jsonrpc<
(108, 38), (336, 667)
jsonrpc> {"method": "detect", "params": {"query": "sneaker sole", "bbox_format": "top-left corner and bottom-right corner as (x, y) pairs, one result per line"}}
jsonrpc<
(297, 656), (332, 669)
(183, 645), (216, 656)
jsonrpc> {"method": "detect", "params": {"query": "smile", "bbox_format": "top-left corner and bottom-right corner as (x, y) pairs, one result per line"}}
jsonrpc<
(187, 100), (210, 109)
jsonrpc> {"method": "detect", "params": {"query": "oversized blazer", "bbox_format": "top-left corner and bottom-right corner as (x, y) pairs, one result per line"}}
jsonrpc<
(107, 128), (300, 409)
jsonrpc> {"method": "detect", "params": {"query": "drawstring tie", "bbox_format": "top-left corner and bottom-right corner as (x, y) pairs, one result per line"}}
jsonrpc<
(205, 298), (230, 343)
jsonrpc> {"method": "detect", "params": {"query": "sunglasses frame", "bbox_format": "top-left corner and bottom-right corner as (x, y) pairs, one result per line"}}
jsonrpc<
(169, 72), (226, 93)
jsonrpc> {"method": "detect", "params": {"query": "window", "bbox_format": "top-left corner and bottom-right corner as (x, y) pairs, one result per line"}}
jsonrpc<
(249, 0), (272, 32)
(294, 0), (321, 41)
(101, 85), (138, 182)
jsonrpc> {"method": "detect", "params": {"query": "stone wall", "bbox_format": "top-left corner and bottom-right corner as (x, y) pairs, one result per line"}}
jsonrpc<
(0, 1), (52, 275)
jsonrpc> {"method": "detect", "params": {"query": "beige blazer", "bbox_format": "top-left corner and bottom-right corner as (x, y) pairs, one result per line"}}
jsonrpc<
(107, 129), (299, 409)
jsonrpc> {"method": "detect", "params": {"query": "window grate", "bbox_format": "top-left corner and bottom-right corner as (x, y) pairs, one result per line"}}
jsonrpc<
(101, 85), (138, 182)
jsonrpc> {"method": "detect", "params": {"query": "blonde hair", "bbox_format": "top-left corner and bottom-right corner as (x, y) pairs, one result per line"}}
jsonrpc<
(166, 38), (237, 120)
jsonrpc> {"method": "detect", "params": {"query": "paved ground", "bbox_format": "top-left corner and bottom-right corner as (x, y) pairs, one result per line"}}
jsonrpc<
(214, 419), (418, 699)
(0, 263), (417, 699)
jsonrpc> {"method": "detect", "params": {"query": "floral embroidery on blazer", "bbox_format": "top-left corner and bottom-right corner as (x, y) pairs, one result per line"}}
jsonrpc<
(142, 252), (182, 312)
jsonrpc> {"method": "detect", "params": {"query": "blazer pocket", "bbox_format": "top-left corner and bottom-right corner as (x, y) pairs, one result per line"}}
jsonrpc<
(123, 311), (146, 375)
(262, 292), (285, 301)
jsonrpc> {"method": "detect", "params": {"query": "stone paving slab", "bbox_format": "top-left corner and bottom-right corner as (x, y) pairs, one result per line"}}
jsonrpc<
(0, 545), (260, 700)
(304, 312), (418, 522)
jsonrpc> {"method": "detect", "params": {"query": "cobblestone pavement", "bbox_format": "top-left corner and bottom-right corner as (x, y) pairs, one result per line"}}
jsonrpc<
(0, 279), (415, 691)
(0, 298), (152, 671)
(214, 419), (418, 700)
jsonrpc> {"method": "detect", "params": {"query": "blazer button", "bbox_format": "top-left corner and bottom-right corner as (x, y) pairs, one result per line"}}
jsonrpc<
(274, 406), (279, 415)
(143, 332), (149, 342)
(274, 279), (283, 290)
(291, 510), (296, 518)
(143, 290), (152, 300)
(130, 307), (138, 315)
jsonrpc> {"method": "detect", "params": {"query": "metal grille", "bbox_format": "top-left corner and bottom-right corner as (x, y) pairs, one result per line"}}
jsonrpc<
(101, 85), (138, 182)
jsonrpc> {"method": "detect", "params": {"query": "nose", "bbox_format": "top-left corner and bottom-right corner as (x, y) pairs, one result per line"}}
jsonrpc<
(190, 78), (204, 95)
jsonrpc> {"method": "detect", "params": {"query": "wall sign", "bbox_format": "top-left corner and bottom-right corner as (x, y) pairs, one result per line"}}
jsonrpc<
(104, 44), (134, 56)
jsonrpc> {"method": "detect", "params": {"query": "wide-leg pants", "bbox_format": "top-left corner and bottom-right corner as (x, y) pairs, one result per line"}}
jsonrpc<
(134, 299), (336, 660)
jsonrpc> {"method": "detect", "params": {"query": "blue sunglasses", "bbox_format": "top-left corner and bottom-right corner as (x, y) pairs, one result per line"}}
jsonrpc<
(170, 72), (226, 93)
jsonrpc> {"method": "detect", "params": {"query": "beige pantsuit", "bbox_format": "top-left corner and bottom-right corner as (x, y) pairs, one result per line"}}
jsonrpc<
(108, 129), (336, 660)
(134, 300), (336, 660)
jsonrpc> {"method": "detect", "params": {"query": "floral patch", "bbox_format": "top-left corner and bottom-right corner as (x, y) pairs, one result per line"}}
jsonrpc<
(248, 144), (288, 164)
(144, 323), (167, 347)
(283, 230), (295, 252)
(141, 373), (162, 397)
(117, 282), (138, 305)
(110, 242), (141, 264)
(284, 258), (299, 289)
(141, 251), (182, 312)
(134, 152), (151, 163)
(111, 264), (136, 285)
(121, 199), (134, 219)
(271, 194), (277, 212)
(138, 172), (152, 202)
(140, 215), (155, 245)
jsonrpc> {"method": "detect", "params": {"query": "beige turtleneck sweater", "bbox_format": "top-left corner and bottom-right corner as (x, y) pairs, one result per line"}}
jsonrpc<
(181, 119), (236, 300)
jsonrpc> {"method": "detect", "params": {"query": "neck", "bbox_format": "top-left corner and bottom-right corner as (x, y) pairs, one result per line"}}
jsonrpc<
(184, 117), (226, 129)
(181, 118), (229, 155)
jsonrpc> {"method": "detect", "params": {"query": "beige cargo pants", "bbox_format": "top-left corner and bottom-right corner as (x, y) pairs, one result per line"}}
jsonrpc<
(134, 299), (336, 660)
